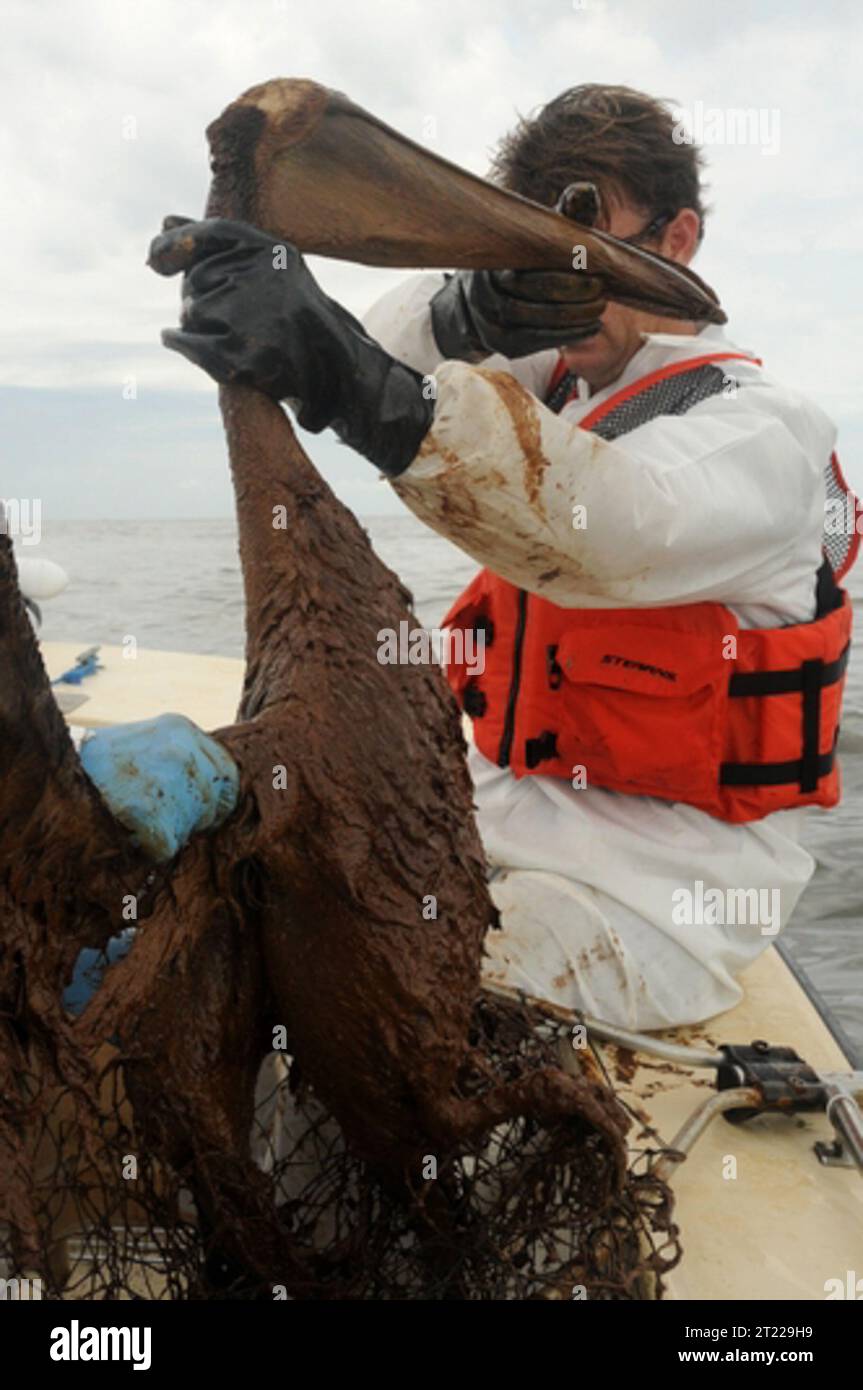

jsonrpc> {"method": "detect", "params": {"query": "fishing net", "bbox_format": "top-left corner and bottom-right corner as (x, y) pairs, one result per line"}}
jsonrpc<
(0, 980), (679, 1301)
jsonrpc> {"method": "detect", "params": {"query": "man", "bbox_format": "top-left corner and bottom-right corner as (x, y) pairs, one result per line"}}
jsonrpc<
(81, 84), (852, 1029)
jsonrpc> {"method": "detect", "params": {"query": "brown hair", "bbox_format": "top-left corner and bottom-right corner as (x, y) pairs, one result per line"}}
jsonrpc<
(490, 84), (708, 243)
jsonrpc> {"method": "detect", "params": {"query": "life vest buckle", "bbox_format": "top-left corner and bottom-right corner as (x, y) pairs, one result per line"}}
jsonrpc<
(463, 684), (487, 718)
(525, 730), (559, 769)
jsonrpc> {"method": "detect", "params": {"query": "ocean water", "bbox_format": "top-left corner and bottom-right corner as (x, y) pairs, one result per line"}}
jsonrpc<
(32, 514), (863, 1059)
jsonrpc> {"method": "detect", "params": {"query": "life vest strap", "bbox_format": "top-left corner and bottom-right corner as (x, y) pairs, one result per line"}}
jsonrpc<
(723, 647), (836, 796)
(720, 743), (837, 789)
(800, 657), (824, 794)
(728, 643), (849, 697)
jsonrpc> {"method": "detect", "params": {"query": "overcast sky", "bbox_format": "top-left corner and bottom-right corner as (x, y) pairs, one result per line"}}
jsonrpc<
(1, 0), (861, 521)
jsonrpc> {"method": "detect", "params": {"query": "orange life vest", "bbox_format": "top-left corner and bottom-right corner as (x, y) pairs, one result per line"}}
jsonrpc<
(443, 352), (858, 824)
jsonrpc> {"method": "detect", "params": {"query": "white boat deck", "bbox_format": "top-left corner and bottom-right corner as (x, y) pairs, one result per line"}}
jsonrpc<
(42, 641), (244, 730)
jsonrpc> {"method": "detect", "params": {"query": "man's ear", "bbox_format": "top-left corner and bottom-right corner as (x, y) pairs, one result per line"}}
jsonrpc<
(659, 208), (701, 266)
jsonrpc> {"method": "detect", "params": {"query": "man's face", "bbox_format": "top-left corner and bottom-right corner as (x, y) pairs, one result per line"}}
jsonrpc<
(560, 197), (701, 391)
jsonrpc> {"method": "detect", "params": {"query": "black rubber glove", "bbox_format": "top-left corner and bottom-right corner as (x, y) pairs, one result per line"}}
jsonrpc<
(430, 182), (607, 362)
(147, 217), (434, 478)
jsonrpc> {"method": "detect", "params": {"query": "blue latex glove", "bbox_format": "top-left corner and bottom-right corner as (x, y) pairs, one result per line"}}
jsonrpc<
(62, 928), (136, 1020)
(79, 713), (239, 863)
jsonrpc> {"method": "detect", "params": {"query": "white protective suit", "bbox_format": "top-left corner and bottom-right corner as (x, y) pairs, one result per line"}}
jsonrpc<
(363, 273), (837, 1029)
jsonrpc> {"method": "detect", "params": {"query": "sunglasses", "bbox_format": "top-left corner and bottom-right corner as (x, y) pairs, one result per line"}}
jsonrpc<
(621, 210), (674, 247)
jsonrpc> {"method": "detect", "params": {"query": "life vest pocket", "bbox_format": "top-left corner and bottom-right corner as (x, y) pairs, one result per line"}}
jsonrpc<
(553, 623), (730, 803)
